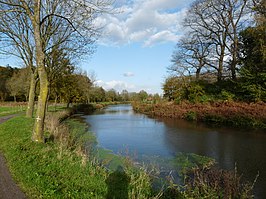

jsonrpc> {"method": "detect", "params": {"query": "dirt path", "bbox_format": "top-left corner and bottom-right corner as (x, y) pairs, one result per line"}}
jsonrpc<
(0, 114), (27, 199)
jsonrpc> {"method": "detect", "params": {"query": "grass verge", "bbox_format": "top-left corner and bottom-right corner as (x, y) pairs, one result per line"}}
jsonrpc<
(0, 116), (108, 198)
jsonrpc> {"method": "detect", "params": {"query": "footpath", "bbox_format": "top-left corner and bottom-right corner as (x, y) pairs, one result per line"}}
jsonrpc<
(0, 115), (26, 199)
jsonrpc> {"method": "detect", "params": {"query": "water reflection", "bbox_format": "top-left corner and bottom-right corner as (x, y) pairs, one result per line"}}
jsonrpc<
(84, 104), (266, 198)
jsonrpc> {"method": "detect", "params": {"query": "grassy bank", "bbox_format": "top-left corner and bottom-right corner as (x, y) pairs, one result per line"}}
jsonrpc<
(132, 101), (266, 129)
(0, 114), (155, 198)
(0, 116), (107, 198)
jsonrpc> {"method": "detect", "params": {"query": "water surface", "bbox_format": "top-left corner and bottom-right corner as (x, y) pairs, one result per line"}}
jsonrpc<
(84, 104), (266, 198)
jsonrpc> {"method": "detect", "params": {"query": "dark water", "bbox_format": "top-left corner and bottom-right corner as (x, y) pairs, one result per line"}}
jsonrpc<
(84, 104), (266, 198)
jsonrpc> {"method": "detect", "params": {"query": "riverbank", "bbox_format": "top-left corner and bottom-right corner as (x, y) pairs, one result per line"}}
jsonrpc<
(132, 101), (266, 129)
(0, 105), (256, 198)
(0, 114), (156, 198)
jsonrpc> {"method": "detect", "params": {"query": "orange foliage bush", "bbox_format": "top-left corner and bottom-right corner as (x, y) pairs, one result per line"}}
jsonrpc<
(132, 101), (266, 129)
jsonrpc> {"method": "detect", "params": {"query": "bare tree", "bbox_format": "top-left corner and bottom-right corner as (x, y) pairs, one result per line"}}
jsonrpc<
(170, 31), (211, 80)
(220, 0), (251, 80)
(0, 10), (38, 117)
(183, 0), (251, 81)
(0, 0), (113, 142)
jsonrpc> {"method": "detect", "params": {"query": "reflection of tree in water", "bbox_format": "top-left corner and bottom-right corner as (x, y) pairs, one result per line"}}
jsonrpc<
(106, 166), (130, 199)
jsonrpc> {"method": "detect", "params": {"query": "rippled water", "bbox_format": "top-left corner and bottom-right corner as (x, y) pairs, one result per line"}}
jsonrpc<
(84, 104), (266, 198)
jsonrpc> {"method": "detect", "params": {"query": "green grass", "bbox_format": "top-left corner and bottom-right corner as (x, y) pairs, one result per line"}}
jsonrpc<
(0, 106), (26, 116)
(96, 148), (130, 171)
(0, 116), (108, 198)
(171, 153), (215, 176)
(0, 103), (65, 117)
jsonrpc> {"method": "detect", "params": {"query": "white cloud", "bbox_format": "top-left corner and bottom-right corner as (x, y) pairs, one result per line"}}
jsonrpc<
(96, 80), (136, 92)
(95, 0), (194, 46)
(123, 72), (134, 77)
(144, 30), (180, 47)
(95, 80), (163, 94)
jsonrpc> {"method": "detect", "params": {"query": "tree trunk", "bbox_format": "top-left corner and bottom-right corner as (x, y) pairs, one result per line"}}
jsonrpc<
(196, 68), (201, 80)
(32, 2), (48, 143)
(217, 44), (226, 82)
(217, 59), (223, 82)
(32, 66), (48, 143)
(46, 88), (50, 113)
(26, 71), (37, 118)
(54, 95), (58, 111)
(231, 36), (238, 81)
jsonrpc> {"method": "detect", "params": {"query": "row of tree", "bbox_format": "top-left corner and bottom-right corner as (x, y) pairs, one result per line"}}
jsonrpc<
(0, 65), (158, 104)
(0, 0), (113, 142)
(164, 0), (265, 102)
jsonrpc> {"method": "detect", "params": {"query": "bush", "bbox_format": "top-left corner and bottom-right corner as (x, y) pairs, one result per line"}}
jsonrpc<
(240, 84), (266, 102)
(185, 83), (205, 103)
(184, 111), (197, 121)
(220, 90), (235, 101)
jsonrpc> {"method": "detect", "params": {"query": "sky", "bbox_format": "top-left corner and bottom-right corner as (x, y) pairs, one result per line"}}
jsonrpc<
(82, 0), (194, 94)
(0, 0), (194, 95)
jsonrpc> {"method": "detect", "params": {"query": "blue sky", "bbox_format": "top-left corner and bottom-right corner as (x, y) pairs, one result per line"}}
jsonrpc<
(83, 43), (175, 94)
(1, 0), (194, 94)
(84, 0), (194, 94)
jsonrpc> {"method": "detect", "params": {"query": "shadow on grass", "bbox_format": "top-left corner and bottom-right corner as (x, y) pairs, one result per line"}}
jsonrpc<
(106, 166), (130, 199)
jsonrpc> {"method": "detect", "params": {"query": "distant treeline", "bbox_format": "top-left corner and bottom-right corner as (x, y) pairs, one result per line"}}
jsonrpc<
(0, 65), (160, 104)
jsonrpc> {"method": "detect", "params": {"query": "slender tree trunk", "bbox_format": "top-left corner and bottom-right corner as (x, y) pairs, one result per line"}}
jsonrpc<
(217, 43), (226, 82)
(231, 58), (237, 80)
(54, 95), (58, 111)
(46, 88), (50, 112)
(217, 59), (223, 82)
(231, 36), (238, 81)
(32, 2), (49, 143)
(26, 70), (37, 118)
(196, 67), (201, 80)
(32, 65), (48, 142)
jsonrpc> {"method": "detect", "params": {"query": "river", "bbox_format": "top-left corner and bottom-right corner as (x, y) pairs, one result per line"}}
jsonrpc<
(83, 104), (266, 198)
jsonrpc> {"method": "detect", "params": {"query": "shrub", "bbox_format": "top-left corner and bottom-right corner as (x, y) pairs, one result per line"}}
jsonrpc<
(241, 84), (266, 102)
(220, 90), (235, 101)
(186, 83), (205, 103)
(184, 111), (197, 121)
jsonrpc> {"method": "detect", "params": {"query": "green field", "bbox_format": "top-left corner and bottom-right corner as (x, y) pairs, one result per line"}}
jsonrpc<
(0, 105), (26, 116)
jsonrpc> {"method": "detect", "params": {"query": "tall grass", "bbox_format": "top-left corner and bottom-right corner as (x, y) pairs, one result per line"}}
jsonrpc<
(182, 165), (257, 199)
